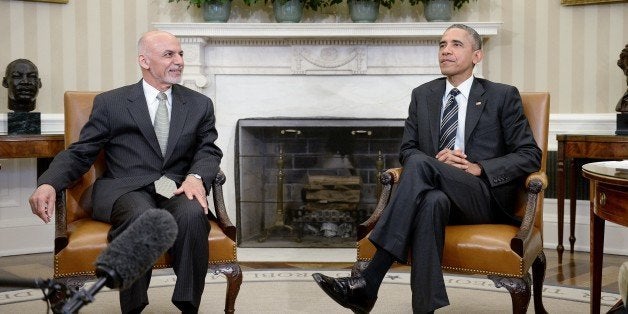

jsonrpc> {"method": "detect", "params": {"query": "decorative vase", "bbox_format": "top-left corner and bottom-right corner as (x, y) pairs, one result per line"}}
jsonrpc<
(273, 0), (304, 23)
(203, 0), (231, 23)
(348, 0), (380, 23)
(424, 0), (453, 22)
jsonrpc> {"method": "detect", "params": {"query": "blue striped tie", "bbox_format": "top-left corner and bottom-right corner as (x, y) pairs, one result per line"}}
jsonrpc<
(439, 88), (461, 151)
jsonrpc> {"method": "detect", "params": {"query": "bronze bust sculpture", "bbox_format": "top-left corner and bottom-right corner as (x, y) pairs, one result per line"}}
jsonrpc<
(618, 44), (628, 113)
(3, 59), (42, 113)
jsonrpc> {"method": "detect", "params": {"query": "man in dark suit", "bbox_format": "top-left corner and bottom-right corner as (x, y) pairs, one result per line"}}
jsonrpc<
(29, 30), (222, 313)
(312, 24), (541, 314)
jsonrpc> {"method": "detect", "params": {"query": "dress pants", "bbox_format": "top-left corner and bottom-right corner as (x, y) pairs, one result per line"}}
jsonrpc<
(369, 153), (495, 313)
(109, 185), (210, 314)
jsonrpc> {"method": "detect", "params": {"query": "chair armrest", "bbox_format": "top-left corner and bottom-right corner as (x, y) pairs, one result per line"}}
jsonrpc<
(54, 190), (69, 255)
(211, 170), (237, 241)
(357, 168), (403, 239)
(510, 171), (548, 256)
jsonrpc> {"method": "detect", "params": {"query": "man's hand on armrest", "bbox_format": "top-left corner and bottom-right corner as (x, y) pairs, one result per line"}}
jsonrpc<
(29, 184), (56, 224)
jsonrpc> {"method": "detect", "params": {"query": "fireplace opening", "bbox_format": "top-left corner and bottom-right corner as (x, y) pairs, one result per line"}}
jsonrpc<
(236, 118), (404, 248)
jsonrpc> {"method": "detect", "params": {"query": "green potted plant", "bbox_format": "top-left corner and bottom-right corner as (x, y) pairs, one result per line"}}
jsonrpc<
(346, 0), (394, 23)
(242, 0), (341, 23)
(168, 0), (232, 23)
(410, 0), (475, 21)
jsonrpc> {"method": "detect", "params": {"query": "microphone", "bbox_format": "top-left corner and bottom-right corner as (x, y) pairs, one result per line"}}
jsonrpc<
(60, 208), (178, 313)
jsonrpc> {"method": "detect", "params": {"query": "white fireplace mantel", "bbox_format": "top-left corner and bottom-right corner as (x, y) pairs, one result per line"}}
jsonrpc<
(153, 22), (501, 224)
(154, 22), (501, 39)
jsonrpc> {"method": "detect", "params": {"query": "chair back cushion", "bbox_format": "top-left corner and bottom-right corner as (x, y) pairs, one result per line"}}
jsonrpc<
(63, 91), (103, 224)
(513, 93), (550, 224)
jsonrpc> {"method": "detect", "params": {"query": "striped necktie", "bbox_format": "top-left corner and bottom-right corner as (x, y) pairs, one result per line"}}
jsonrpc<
(155, 92), (169, 156)
(439, 88), (461, 151)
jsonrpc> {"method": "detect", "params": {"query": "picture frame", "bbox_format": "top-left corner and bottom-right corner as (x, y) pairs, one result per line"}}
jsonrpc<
(18, 0), (69, 4)
(561, 0), (627, 5)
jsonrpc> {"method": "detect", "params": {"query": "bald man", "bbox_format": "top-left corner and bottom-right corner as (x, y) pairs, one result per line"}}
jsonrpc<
(29, 31), (222, 313)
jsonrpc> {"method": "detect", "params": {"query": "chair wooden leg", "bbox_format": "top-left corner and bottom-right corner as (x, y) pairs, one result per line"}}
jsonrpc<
(488, 273), (531, 314)
(209, 263), (242, 314)
(351, 260), (370, 277)
(532, 251), (548, 314)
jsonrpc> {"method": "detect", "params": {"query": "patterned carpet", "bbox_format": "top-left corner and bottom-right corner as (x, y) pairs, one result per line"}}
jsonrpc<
(0, 270), (619, 313)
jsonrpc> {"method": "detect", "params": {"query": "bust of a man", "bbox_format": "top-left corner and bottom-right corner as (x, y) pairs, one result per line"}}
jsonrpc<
(2, 59), (42, 112)
(617, 44), (628, 113)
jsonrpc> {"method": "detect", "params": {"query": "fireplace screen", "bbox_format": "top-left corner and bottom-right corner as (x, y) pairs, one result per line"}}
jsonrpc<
(236, 118), (403, 248)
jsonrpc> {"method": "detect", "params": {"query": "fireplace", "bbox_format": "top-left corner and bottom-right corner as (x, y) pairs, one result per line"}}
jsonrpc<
(237, 118), (403, 247)
(153, 22), (500, 247)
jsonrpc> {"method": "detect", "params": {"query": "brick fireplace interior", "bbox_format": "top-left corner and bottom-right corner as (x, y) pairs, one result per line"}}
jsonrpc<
(237, 118), (404, 247)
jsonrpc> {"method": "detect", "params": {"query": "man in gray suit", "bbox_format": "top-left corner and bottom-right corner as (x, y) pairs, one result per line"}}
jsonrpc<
(313, 24), (541, 313)
(29, 30), (222, 313)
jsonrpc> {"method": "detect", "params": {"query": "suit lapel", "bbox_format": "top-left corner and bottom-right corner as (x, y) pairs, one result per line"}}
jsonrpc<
(126, 81), (163, 157)
(166, 85), (189, 161)
(464, 79), (486, 145)
(428, 80), (446, 153)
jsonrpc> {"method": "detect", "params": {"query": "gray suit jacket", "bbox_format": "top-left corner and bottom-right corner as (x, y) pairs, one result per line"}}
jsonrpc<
(39, 80), (223, 222)
(399, 77), (541, 219)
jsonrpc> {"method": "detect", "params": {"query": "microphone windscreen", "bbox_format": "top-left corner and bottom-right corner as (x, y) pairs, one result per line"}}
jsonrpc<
(95, 208), (178, 290)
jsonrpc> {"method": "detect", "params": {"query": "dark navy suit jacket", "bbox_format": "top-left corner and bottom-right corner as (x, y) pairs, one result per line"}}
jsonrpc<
(39, 80), (223, 222)
(399, 77), (541, 219)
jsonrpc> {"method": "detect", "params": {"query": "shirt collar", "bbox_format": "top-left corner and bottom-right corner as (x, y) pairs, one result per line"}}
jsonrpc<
(445, 75), (474, 100)
(142, 80), (172, 104)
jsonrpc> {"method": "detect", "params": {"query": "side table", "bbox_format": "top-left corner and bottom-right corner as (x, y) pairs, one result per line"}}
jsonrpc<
(556, 134), (628, 264)
(0, 134), (64, 175)
(582, 161), (628, 314)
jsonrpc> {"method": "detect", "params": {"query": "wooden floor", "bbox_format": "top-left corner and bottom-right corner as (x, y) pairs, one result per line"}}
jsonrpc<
(0, 248), (624, 294)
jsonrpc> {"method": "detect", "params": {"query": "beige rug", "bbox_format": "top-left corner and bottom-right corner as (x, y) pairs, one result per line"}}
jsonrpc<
(0, 270), (618, 313)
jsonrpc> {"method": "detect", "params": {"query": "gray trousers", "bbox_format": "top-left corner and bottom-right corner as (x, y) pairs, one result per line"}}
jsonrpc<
(370, 153), (495, 313)
(109, 184), (210, 314)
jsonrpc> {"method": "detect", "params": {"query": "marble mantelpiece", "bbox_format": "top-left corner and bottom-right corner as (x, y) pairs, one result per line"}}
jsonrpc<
(153, 22), (501, 222)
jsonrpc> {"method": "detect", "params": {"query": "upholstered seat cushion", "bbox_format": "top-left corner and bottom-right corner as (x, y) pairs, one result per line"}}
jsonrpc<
(54, 218), (237, 278)
(357, 224), (543, 278)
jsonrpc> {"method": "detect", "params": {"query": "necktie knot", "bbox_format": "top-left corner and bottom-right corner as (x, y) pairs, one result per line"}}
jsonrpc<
(449, 88), (460, 97)
(157, 92), (167, 102)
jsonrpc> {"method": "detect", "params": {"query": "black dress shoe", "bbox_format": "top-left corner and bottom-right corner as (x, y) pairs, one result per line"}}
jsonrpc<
(312, 273), (377, 314)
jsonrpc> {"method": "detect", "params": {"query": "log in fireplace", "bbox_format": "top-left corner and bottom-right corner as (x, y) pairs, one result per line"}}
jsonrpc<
(236, 118), (404, 248)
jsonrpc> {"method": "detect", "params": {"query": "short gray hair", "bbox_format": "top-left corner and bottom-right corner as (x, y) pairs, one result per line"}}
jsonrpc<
(446, 24), (482, 51)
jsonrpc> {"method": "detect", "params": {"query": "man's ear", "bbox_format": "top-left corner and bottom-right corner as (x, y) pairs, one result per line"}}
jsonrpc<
(138, 55), (149, 70)
(472, 49), (483, 65)
(37, 78), (42, 88)
(2, 77), (7, 88)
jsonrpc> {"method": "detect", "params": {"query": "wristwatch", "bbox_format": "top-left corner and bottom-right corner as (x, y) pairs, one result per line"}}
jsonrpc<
(188, 173), (202, 181)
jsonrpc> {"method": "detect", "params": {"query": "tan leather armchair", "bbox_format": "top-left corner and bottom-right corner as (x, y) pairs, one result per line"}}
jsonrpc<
(53, 91), (242, 313)
(353, 92), (550, 314)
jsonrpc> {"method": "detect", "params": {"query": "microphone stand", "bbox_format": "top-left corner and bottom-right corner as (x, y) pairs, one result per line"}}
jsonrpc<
(60, 265), (121, 314)
(0, 277), (73, 312)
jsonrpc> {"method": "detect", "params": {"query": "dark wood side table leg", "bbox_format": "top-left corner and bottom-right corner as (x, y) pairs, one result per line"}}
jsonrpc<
(590, 186), (604, 314)
(556, 143), (565, 264)
(569, 158), (577, 253)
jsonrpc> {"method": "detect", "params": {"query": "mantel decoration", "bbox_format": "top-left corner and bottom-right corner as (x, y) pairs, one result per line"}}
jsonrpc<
(411, 0), (475, 21)
(168, 0), (232, 23)
(616, 44), (628, 135)
(2, 59), (43, 135)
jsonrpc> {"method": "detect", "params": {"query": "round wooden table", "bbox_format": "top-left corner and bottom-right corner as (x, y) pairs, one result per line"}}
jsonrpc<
(582, 161), (628, 314)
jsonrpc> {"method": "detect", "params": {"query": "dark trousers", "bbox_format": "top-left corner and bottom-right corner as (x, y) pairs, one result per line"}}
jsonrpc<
(369, 153), (495, 313)
(109, 185), (210, 314)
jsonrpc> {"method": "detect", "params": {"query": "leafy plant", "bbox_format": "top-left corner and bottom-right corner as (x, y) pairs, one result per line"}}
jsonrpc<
(168, 0), (231, 9)
(246, 0), (342, 10)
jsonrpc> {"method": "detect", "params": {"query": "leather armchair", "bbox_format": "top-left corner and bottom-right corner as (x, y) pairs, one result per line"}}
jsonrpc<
(353, 92), (550, 314)
(53, 91), (242, 313)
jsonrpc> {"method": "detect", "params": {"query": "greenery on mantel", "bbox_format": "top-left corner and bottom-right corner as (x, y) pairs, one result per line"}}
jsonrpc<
(409, 0), (475, 10)
(168, 0), (231, 8)
(168, 0), (476, 13)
